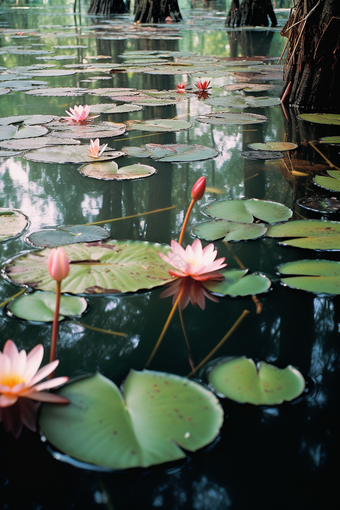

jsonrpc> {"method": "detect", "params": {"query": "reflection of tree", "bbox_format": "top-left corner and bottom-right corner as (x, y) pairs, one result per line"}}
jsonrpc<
(226, 28), (275, 57)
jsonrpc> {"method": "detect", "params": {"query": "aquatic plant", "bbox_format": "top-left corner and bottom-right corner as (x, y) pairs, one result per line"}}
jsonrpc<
(88, 138), (108, 158)
(64, 104), (91, 122)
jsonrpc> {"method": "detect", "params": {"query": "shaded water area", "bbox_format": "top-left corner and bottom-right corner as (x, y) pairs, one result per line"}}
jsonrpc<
(0, 1), (340, 509)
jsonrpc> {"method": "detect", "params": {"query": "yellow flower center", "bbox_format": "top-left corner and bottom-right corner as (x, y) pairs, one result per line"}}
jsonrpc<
(0, 374), (25, 388)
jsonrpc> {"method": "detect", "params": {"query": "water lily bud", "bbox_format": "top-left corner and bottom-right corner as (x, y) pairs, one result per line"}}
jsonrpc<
(191, 176), (206, 202)
(48, 247), (70, 282)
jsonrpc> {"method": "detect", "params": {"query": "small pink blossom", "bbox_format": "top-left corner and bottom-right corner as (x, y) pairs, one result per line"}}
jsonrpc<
(176, 83), (187, 93)
(0, 340), (68, 408)
(88, 138), (108, 158)
(195, 80), (211, 91)
(48, 247), (70, 282)
(158, 239), (226, 281)
(64, 104), (91, 122)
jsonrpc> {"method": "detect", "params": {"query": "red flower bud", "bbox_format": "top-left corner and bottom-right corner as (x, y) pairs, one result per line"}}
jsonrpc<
(191, 176), (206, 202)
(48, 247), (70, 282)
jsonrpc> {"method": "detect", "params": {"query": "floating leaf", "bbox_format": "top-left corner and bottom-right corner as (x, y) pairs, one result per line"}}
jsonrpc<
(0, 136), (81, 150)
(296, 196), (340, 214)
(90, 103), (143, 114)
(266, 219), (340, 250)
(205, 269), (271, 296)
(8, 292), (87, 322)
(49, 120), (126, 139)
(298, 113), (340, 125)
(208, 357), (305, 405)
(192, 220), (267, 242)
(78, 161), (156, 180)
(125, 119), (192, 132)
(319, 136), (340, 145)
(0, 88), (10, 95)
(39, 370), (223, 469)
(4, 240), (173, 294)
(26, 225), (110, 248)
(196, 112), (268, 126)
(23, 145), (124, 164)
(0, 208), (28, 242)
(25, 87), (87, 96)
(122, 143), (218, 163)
(277, 259), (340, 294)
(222, 83), (275, 92)
(313, 171), (340, 192)
(248, 142), (298, 151)
(203, 199), (292, 224)
(13, 125), (49, 139)
(0, 125), (17, 140)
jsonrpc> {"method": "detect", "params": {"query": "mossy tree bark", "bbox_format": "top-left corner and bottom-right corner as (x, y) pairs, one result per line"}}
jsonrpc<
(133, 0), (182, 23)
(226, 0), (277, 27)
(280, 0), (340, 109)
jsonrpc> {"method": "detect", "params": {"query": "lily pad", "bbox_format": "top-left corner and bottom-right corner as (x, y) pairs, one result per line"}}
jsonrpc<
(248, 142), (298, 151)
(26, 225), (110, 248)
(222, 83), (275, 92)
(277, 259), (340, 294)
(122, 143), (218, 163)
(78, 161), (157, 180)
(90, 103), (143, 114)
(313, 171), (340, 193)
(266, 219), (340, 250)
(49, 120), (126, 140)
(4, 240), (173, 294)
(0, 208), (28, 242)
(23, 145), (124, 164)
(208, 357), (305, 405)
(25, 87), (88, 97)
(0, 136), (81, 150)
(319, 136), (340, 145)
(196, 112), (268, 126)
(192, 220), (267, 242)
(13, 125), (49, 139)
(296, 196), (340, 214)
(39, 370), (223, 469)
(205, 269), (271, 296)
(7, 292), (87, 322)
(125, 119), (192, 132)
(0, 124), (17, 140)
(298, 113), (340, 125)
(202, 199), (292, 224)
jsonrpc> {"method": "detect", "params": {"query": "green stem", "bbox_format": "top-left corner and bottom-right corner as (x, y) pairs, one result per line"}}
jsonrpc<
(145, 287), (184, 368)
(49, 280), (61, 378)
(178, 198), (195, 246)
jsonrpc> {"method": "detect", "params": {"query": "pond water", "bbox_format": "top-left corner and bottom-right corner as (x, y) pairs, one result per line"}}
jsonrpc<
(0, 1), (339, 509)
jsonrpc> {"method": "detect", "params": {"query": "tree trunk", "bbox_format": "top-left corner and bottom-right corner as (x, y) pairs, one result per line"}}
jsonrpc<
(134, 0), (182, 23)
(226, 0), (277, 27)
(88, 0), (128, 16)
(280, 0), (340, 109)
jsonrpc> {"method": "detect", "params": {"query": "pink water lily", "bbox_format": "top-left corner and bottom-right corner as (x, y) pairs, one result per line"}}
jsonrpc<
(0, 340), (69, 408)
(64, 104), (91, 122)
(48, 247), (69, 282)
(195, 80), (211, 91)
(88, 138), (108, 158)
(158, 239), (226, 281)
(161, 277), (219, 310)
(176, 82), (187, 93)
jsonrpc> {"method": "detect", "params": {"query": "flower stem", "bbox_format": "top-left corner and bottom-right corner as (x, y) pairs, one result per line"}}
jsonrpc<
(186, 309), (250, 378)
(145, 287), (184, 368)
(178, 198), (195, 246)
(49, 280), (61, 378)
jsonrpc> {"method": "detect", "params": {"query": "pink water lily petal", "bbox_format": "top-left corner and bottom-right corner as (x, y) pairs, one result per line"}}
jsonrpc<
(28, 359), (59, 386)
(0, 394), (18, 407)
(24, 391), (69, 404)
(23, 344), (44, 380)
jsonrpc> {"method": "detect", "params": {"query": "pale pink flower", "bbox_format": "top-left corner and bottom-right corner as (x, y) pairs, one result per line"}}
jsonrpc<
(0, 340), (69, 408)
(88, 138), (108, 158)
(64, 104), (91, 122)
(158, 239), (226, 281)
(48, 247), (70, 282)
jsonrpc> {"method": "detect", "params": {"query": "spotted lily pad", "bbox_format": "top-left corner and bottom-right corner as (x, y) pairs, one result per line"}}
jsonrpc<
(3, 240), (173, 294)
(208, 357), (305, 405)
(205, 269), (271, 296)
(0, 208), (28, 242)
(266, 219), (340, 250)
(313, 170), (340, 193)
(202, 199), (292, 224)
(248, 142), (298, 151)
(7, 292), (87, 322)
(78, 161), (157, 180)
(122, 143), (218, 163)
(125, 119), (192, 132)
(26, 225), (110, 248)
(277, 259), (340, 294)
(23, 145), (123, 164)
(192, 220), (267, 242)
(39, 370), (223, 469)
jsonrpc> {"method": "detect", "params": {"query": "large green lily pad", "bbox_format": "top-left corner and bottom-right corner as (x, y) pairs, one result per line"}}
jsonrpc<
(49, 120), (126, 139)
(196, 112), (268, 126)
(26, 225), (109, 248)
(248, 142), (298, 151)
(266, 219), (340, 250)
(208, 357), (305, 405)
(313, 171), (340, 192)
(192, 220), (267, 242)
(205, 269), (271, 296)
(0, 208), (28, 242)
(319, 136), (340, 144)
(23, 145), (124, 164)
(203, 199), (292, 224)
(122, 143), (218, 163)
(277, 259), (340, 294)
(78, 161), (156, 180)
(39, 370), (224, 469)
(4, 240), (173, 294)
(298, 113), (340, 125)
(125, 119), (192, 132)
(8, 292), (88, 322)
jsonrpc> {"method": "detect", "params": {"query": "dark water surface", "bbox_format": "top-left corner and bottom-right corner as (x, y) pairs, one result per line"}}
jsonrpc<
(0, 2), (339, 509)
